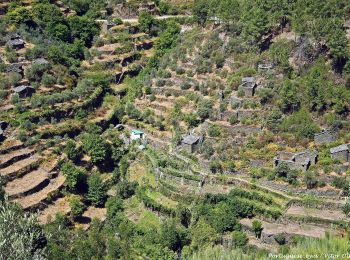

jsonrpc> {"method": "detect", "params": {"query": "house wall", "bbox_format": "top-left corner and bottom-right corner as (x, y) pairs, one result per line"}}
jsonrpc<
(331, 150), (349, 162)
(274, 159), (309, 171)
(239, 85), (255, 97)
(182, 143), (193, 153)
(130, 133), (143, 141)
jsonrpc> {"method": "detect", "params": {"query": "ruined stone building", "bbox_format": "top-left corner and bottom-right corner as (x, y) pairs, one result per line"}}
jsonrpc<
(6, 34), (25, 49)
(314, 130), (336, 145)
(330, 144), (349, 163)
(274, 150), (318, 171)
(239, 77), (257, 97)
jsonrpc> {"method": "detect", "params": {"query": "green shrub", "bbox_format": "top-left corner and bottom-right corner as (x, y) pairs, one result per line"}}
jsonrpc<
(69, 196), (86, 219)
(208, 124), (221, 137)
(87, 174), (107, 207)
(231, 231), (248, 248)
(252, 220), (263, 238)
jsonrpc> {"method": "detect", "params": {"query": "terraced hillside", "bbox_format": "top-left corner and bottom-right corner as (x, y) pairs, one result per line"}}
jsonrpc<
(1, 0), (350, 259)
(0, 0), (163, 228)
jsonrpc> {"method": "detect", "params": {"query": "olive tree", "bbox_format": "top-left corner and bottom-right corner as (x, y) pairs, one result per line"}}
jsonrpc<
(0, 200), (46, 260)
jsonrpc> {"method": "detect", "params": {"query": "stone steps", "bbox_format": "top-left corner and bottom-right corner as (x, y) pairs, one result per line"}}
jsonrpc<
(5, 168), (50, 199)
(14, 174), (66, 210)
(0, 147), (35, 169)
(0, 155), (40, 182)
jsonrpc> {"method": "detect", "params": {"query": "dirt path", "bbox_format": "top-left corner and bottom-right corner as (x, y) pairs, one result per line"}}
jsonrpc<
(121, 15), (189, 24)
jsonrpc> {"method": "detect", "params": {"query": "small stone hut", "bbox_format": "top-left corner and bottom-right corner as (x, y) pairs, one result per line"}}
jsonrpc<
(181, 134), (202, 153)
(274, 150), (318, 171)
(330, 144), (349, 163)
(239, 77), (257, 97)
(12, 85), (35, 98)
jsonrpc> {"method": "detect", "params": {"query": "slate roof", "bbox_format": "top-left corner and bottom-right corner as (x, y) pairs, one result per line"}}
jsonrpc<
(5, 64), (23, 74)
(241, 77), (256, 84)
(330, 144), (348, 154)
(33, 58), (49, 65)
(182, 135), (200, 145)
(13, 85), (34, 93)
(314, 129), (334, 137)
(241, 77), (257, 89)
(7, 38), (24, 47)
(9, 33), (21, 40)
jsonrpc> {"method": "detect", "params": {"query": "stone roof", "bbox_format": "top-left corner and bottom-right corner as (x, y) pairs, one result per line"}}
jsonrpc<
(330, 144), (348, 154)
(7, 38), (24, 47)
(9, 33), (21, 40)
(13, 85), (34, 93)
(33, 58), (49, 65)
(314, 129), (334, 138)
(182, 135), (200, 145)
(241, 77), (256, 84)
(241, 77), (257, 88)
(5, 63), (23, 74)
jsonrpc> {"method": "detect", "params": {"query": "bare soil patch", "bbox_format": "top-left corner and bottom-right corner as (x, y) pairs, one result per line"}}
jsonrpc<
(240, 218), (330, 238)
(286, 205), (349, 222)
(14, 174), (65, 210)
(5, 169), (49, 198)
(39, 197), (70, 224)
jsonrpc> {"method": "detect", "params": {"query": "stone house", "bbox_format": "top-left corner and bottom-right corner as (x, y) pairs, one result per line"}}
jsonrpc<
(314, 130), (336, 145)
(274, 150), (318, 171)
(6, 35), (25, 49)
(330, 144), (349, 163)
(181, 134), (202, 153)
(239, 77), (257, 97)
(12, 85), (35, 98)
